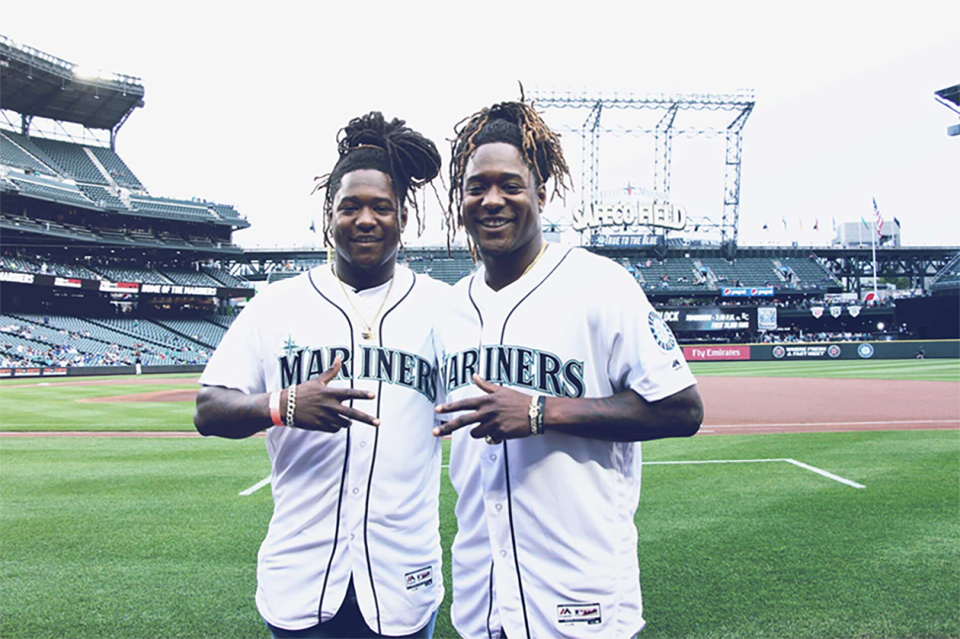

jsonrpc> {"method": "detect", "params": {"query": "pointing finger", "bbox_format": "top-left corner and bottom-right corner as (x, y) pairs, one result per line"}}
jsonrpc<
(432, 411), (482, 437)
(330, 387), (376, 401)
(336, 405), (380, 427)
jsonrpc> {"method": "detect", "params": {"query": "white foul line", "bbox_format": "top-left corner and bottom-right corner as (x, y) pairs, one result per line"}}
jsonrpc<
(783, 459), (866, 489)
(239, 476), (272, 496)
(240, 457), (864, 495)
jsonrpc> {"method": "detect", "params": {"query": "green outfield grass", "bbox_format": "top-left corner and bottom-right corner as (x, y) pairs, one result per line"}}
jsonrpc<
(1, 359), (958, 638)
(1, 432), (957, 639)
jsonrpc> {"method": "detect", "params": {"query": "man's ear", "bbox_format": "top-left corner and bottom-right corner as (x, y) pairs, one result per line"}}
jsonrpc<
(536, 182), (547, 210)
(400, 207), (409, 232)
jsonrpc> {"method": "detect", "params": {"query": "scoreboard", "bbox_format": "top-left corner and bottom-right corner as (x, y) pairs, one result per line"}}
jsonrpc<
(657, 306), (756, 332)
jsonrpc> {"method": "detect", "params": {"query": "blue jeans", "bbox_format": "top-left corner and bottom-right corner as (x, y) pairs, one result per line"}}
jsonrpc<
(266, 579), (437, 639)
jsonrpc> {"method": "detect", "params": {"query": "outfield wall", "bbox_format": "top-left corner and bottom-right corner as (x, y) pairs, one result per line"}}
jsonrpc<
(683, 340), (960, 362)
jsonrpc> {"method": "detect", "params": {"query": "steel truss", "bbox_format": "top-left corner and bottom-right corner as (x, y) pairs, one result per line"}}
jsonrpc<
(530, 89), (754, 245)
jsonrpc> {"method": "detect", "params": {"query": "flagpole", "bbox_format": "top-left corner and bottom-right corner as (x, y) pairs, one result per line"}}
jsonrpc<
(872, 220), (878, 300)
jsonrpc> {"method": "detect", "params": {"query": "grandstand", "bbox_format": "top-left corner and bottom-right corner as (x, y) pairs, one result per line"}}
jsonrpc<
(0, 34), (250, 374)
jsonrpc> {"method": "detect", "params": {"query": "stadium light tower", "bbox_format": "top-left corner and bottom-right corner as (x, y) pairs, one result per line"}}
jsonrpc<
(934, 84), (960, 137)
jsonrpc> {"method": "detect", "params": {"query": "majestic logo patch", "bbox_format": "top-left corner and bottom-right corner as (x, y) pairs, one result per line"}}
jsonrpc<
(858, 343), (874, 359)
(671, 359), (683, 371)
(648, 311), (677, 351)
(405, 567), (433, 591)
(557, 603), (602, 625)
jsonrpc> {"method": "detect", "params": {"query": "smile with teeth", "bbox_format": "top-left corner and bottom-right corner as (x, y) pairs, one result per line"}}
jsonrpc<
(478, 219), (511, 228)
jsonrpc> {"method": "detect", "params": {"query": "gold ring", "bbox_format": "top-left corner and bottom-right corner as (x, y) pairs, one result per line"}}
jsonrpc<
(485, 435), (499, 445)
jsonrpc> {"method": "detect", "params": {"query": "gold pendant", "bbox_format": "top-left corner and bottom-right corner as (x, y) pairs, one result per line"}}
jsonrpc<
(362, 329), (375, 340)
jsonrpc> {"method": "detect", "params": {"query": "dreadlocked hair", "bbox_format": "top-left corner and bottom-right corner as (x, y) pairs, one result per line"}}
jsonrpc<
(313, 111), (442, 247)
(445, 100), (572, 255)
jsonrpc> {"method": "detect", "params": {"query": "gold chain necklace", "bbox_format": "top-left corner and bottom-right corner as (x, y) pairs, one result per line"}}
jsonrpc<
(333, 264), (395, 340)
(520, 242), (548, 278)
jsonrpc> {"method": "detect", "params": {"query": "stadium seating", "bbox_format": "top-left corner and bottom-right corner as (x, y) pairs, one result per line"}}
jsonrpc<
(86, 146), (145, 190)
(210, 203), (244, 221)
(130, 197), (215, 222)
(778, 256), (841, 289)
(156, 267), (222, 287)
(77, 184), (126, 210)
(89, 264), (172, 285)
(0, 131), (58, 176)
(28, 137), (109, 185)
(202, 266), (248, 288)
(632, 257), (704, 292)
(7, 177), (93, 208)
(153, 318), (226, 348)
(930, 254), (960, 292)
(402, 256), (476, 284)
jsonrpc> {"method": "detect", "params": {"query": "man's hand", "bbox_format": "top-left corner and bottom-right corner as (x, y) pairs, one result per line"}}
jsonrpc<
(433, 375), (531, 442)
(292, 356), (379, 432)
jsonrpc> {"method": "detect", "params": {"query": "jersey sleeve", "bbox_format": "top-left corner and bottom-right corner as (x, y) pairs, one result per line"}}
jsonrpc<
(602, 267), (697, 402)
(198, 297), (267, 395)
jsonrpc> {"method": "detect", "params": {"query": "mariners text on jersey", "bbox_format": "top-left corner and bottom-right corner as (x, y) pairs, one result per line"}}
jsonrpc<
(441, 344), (586, 398)
(279, 344), (438, 402)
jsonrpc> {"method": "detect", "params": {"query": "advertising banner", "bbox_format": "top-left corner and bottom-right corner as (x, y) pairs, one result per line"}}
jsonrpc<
(99, 281), (140, 293)
(770, 344), (843, 359)
(721, 287), (775, 297)
(54, 277), (82, 288)
(140, 284), (217, 296)
(757, 307), (778, 331)
(682, 345), (751, 361)
(0, 272), (35, 284)
(591, 234), (660, 247)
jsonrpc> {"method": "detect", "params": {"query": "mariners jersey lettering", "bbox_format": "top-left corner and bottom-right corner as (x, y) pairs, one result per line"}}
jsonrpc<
(200, 265), (446, 635)
(442, 345), (584, 397)
(280, 344), (437, 402)
(438, 245), (697, 639)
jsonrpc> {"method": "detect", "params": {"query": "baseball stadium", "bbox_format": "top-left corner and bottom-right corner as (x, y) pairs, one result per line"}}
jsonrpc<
(1, 35), (958, 639)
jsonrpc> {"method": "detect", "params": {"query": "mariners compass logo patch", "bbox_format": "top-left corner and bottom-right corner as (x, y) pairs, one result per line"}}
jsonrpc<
(648, 311), (677, 351)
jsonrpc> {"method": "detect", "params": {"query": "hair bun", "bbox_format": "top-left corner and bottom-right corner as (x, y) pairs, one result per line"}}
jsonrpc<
(338, 111), (440, 186)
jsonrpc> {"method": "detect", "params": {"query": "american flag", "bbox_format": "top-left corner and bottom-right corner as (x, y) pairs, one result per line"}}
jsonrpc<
(873, 198), (883, 238)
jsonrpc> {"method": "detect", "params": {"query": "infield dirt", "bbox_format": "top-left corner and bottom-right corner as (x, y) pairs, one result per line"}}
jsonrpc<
(4, 374), (954, 438)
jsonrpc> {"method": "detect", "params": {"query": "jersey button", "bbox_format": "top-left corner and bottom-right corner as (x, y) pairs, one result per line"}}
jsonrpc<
(352, 488), (360, 496)
(500, 550), (508, 558)
(495, 503), (503, 512)
(359, 441), (367, 448)
(489, 454), (497, 462)
(350, 533), (355, 541)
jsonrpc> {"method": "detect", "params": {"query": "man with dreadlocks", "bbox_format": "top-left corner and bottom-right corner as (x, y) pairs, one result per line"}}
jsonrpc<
(434, 100), (704, 638)
(195, 112), (446, 638)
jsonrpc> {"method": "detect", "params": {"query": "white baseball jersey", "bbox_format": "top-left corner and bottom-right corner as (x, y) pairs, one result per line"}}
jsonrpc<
(200, 264), (447, 635)
(437, 245), (697, 639)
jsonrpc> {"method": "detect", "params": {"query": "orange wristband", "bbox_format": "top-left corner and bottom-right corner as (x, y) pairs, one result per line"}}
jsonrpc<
(269, 390), (284, 427)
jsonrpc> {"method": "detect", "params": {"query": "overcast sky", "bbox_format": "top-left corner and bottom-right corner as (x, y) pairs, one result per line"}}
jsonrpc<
(4, 1), (958, 249)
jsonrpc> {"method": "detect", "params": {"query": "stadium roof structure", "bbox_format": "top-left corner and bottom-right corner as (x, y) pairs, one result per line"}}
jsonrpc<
(935, 85), (960, 110)
(0, 34), (144, 134)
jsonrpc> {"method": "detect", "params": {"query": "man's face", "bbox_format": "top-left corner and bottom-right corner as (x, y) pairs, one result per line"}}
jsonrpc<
(332, 169), (406, 272)
(461, 143), (547, 257)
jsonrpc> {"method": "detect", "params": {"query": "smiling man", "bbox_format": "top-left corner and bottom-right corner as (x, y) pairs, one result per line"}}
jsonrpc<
(194, 112), (447, 639)
(436, 101), (704, 639)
